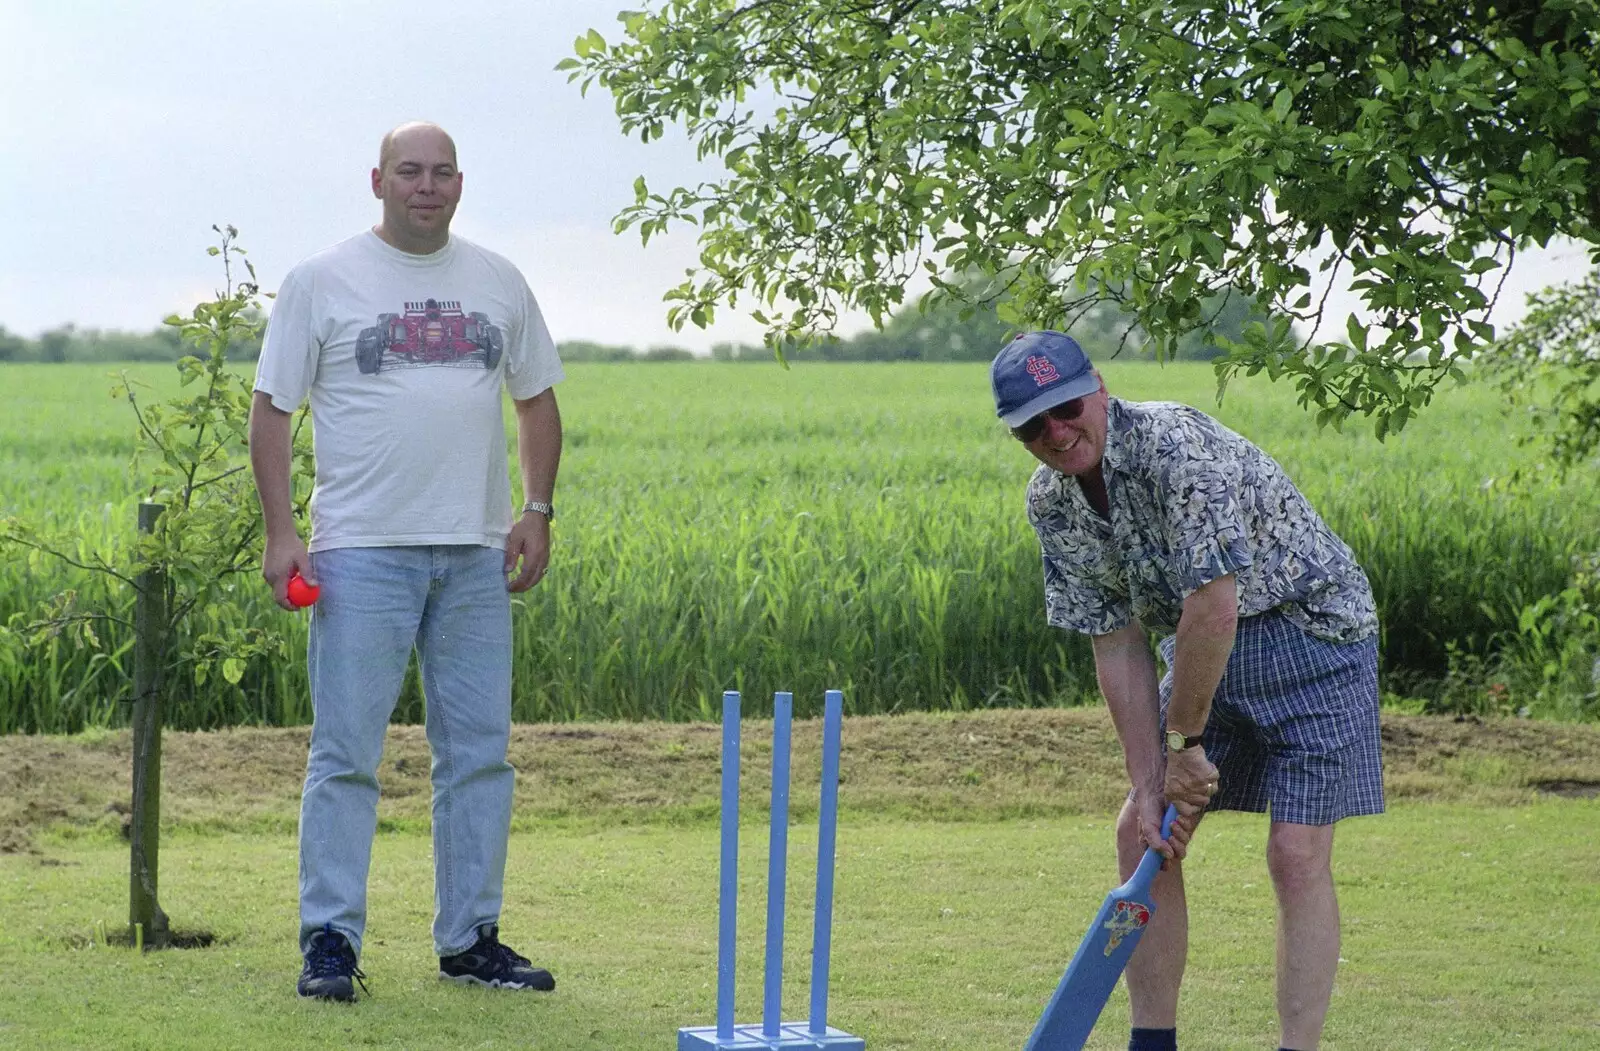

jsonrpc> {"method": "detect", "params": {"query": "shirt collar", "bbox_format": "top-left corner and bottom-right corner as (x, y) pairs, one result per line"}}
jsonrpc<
(1100, 396), (1130, 476)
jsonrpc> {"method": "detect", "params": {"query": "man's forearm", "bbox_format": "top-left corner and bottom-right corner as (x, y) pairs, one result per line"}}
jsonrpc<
(1092, 624), (1164, 789)
(1166, 574), (1238, 736)
(247, 391), (298, 540)
(513, 389), (561, 506)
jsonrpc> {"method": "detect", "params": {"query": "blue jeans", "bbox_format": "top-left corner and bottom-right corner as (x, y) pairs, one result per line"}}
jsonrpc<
(299, 545), (513, 958)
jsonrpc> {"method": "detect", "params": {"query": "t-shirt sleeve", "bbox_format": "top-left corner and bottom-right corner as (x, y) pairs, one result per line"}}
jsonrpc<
(1148, 414), (1253, 598)
(253, 268), (319, 413)
(504, 271), (564, 400)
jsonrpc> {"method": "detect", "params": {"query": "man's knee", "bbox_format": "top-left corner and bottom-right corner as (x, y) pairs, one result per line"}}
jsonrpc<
(1266, 823), (1334, 895)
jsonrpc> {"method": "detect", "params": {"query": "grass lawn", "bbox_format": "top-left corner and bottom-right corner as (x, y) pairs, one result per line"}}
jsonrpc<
(2, 802), (1596, 1050)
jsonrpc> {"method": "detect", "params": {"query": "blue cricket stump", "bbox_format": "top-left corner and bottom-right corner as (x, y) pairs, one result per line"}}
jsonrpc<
(677, 690), (865, 1051)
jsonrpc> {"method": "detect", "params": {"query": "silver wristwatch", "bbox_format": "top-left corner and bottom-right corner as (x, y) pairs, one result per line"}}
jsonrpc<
(520, 500), (555, 522)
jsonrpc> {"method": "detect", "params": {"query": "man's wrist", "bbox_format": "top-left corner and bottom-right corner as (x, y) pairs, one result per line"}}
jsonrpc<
(1165, 728), (1205, 752)
(520, 499), (554, 521)
(1131, 766), (1164, 793)
(1164, 708), (1207, 740)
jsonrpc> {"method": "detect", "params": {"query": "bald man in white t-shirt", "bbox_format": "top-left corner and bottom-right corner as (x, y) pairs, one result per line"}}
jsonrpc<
(249, 122), (563, 1002)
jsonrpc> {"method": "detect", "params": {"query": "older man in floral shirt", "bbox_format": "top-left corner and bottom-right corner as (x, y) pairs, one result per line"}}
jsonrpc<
(992, 330), (1382, 1051)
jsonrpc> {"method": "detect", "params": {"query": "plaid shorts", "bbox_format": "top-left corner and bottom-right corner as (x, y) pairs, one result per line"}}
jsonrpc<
(1157, 610), (1384, 826)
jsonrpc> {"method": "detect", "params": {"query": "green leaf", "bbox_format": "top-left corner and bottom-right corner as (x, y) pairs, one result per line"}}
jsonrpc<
(1064, 109), (1097, 134)
(1346, 315), (1368, 352)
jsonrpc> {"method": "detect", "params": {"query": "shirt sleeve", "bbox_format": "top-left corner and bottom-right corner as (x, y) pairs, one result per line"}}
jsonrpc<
(253, 268), (319, 413)
(504, 270), (565, 400)
(1148, 413), (1254, 599)
(1027, 475), (1132, 636)
(1042, 551), (1132, 636)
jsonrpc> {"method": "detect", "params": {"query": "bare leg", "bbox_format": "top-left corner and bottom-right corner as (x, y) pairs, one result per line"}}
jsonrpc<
(1117, 797), (1188, 1028)
(1267, 821), (1339, 1050)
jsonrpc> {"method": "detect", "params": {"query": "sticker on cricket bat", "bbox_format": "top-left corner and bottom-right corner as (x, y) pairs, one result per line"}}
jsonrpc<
(1023, 804), (1179, 1051)
(1101, 900), (1151, 955)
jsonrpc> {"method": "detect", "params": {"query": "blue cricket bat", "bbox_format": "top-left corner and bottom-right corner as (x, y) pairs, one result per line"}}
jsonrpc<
(1024, 804), (1179, 1051)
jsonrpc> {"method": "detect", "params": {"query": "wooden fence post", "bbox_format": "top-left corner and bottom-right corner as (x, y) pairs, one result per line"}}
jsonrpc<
(130, 501), (170, 950)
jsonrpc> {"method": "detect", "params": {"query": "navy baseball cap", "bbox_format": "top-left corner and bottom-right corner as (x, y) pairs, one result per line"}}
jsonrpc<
(990, 331), (1099, 426)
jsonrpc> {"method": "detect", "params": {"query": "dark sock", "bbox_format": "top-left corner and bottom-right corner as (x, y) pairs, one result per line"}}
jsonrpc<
(1129, 1028), (1177, 1051)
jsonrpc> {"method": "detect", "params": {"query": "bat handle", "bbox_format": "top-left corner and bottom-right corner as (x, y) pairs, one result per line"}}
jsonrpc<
(1130, 804), (1181, 890)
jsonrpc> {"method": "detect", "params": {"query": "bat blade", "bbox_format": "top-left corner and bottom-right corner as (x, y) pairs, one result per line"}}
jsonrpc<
(1024, 805), (1177, 1051)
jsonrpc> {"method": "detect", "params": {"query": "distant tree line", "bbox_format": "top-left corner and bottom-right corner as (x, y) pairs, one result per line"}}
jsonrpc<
(713, 282), (1293, 363)
(1, 284), (1290, 365)
(0, 323), (701, 366)
(0, 322), (233, 364)
(0, 323), (702, 366)
(560, 340), (696, 362)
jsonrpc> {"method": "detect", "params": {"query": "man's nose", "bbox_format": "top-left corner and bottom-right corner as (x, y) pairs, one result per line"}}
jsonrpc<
(1040, 412), (1074, 441)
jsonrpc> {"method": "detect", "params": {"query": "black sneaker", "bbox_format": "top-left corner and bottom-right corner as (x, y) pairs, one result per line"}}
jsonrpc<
(297, 925), (368, 1002)
(439, 924), (555, 991)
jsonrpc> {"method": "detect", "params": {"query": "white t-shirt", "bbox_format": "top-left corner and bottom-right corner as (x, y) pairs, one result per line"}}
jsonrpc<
(254, 231), (564, 552)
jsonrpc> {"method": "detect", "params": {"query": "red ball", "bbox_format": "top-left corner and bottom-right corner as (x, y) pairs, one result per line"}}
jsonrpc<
(286, 573), (320, 608)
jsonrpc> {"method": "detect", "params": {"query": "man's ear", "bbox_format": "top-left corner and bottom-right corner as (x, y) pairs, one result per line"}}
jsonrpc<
(370, 168), (383, 199)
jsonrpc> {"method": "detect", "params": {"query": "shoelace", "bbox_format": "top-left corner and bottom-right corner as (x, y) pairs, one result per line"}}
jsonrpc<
(482, 936), (532, 977)
(307, 931), (370, 994)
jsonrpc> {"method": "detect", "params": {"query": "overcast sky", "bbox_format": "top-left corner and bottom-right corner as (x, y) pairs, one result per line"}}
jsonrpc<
(3, 0), (1590, 351)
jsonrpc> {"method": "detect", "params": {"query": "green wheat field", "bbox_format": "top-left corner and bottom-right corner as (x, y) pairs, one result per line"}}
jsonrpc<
(2, 360), (1598, 733)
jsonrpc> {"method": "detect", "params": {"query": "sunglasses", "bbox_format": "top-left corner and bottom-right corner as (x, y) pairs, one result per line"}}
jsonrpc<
(1010, 398), (1087, 442)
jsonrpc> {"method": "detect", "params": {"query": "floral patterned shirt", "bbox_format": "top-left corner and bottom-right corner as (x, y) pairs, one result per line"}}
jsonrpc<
(1026, 398), (1377, 643)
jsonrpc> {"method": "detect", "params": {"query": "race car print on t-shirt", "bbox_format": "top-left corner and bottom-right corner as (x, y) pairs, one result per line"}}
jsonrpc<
(355, 299), (505, 374)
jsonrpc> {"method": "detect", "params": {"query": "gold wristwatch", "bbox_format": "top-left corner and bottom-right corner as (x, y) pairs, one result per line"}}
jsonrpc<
(1165, 730), (1204, 752)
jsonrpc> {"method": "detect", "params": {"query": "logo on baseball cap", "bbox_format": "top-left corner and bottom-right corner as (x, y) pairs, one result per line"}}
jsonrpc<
(990, 331), (1098, 426)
